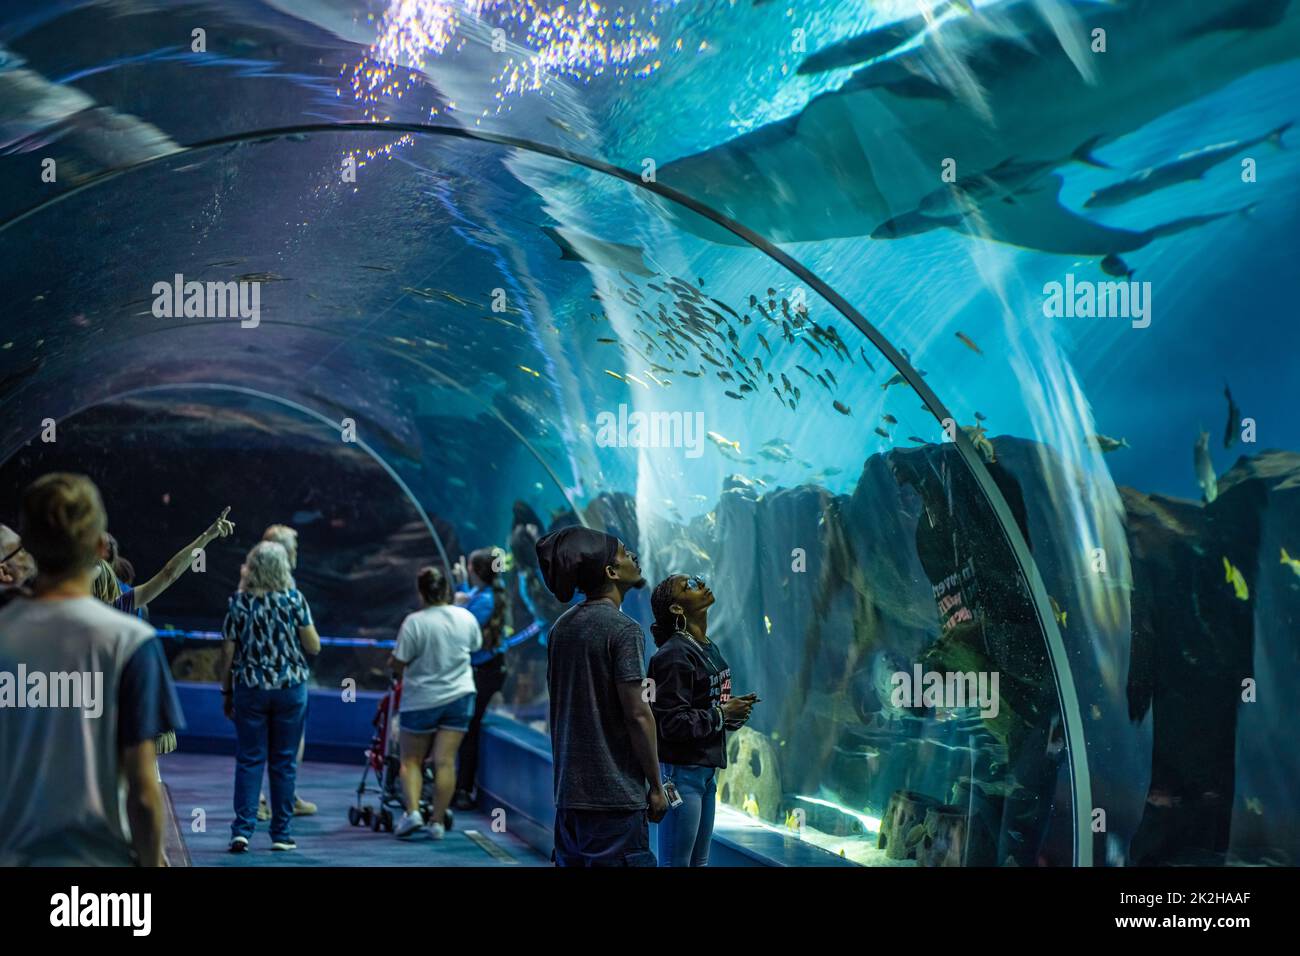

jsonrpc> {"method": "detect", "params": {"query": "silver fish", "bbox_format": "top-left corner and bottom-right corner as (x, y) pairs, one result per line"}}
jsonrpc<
(1194, 429), (1218, 503)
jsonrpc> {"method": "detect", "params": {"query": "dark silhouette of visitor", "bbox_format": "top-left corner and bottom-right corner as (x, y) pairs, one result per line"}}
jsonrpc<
(452, 547), (509, 810)
(259, 523), (318, 820)
(648, 573), (757, 866)
(0, 474), (184, 866)
(536, 527), (668, 866)
(387, 564), (481, 840)
(220, 541), (320, 853)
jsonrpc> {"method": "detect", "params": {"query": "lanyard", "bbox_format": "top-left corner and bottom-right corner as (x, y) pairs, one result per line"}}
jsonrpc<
(679, 630), (720, 678)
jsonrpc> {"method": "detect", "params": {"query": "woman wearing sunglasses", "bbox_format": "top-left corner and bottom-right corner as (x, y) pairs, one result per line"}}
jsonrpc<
(647, 573), (758, 866)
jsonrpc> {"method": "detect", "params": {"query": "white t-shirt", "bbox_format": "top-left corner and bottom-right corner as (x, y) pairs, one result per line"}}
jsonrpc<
(394, 604), (482, 712)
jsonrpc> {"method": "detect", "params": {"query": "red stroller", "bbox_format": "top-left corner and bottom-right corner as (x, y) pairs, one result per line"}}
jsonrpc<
(347, 678), (454, 833)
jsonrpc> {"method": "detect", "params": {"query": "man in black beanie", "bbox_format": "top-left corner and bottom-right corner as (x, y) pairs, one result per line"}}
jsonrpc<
(536, 526), (668, 866)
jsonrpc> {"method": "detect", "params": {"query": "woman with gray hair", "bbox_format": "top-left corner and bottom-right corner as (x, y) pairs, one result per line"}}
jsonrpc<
(219, 540), (320, 852)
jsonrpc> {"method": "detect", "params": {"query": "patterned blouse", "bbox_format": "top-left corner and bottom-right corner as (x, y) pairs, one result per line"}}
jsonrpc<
(224, 589), (314, 689)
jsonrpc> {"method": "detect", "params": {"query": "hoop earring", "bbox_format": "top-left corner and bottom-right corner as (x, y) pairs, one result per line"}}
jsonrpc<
(675, 612), (687, 634)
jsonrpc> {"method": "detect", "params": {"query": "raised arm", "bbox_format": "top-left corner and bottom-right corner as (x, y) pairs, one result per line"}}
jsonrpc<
(132, 508), (235, 608)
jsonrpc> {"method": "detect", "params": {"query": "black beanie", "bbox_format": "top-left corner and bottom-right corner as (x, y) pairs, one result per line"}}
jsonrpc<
(535, 527), (620, 602)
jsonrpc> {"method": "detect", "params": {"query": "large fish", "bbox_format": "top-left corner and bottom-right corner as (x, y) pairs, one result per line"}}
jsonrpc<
(918, 138), (1110, 218)
(885, 174), (1255, 255)
(1086, 122), (1291, 208)
(541, 226), (654, 277)
(658, 0), (1300, 253)
(796, 0), (971, 75)
(1090, 434), (1129, 453)
(872, 210), (962, 240)
(1223, 384), (1242, 449)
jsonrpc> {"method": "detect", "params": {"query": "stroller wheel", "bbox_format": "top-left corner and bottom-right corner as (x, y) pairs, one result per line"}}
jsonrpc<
(347, 806), (361, 827)
(443, 808), (454, 831)
(370, 810), (384, 832)
(380, 809), (393, 833)
(361, 807), (374, 828)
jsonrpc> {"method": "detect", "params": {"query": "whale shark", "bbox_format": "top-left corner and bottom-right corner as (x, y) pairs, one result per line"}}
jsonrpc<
(658, 0), (1300, 255)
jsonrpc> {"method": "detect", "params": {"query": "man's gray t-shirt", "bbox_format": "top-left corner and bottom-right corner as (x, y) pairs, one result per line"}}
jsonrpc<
(0, 596), (183, 865)
(547, 601), (648, 810)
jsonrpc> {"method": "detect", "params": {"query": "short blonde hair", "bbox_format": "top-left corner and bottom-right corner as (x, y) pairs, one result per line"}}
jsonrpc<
(262, 524), (298, 569)
(20, 473), (106, 579)
(241, 541), (294, 594)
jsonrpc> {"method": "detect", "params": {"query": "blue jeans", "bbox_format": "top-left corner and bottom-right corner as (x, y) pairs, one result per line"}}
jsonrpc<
(232, 682), (308, 841)
(656, 763), (717, 867)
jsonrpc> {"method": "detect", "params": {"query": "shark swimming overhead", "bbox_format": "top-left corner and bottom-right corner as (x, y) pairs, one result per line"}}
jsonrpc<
(658, 0), (1300, 255)
(1084, 121), (1292, 208)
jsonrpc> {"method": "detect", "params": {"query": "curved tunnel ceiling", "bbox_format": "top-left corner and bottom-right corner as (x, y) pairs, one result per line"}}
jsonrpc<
(0, 122), (968, 517)
(21, 381), (462, 577)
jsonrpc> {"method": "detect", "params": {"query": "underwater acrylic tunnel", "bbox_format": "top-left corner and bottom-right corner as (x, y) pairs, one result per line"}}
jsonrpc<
(0, 0), (1298, 895)
(1, 120), (1092, 866)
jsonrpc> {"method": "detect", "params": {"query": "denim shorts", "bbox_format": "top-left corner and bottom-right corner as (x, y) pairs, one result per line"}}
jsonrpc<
(400, 692), (476, 733)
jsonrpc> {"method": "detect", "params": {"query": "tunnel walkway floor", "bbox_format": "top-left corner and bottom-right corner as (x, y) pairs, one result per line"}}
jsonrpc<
(162, 752), (550, 867)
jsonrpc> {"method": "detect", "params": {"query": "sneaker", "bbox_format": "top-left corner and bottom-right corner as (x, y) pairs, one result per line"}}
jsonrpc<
(271, 837), (297, 851)
(229, 836), (249, 853)
(293, 796), (318, 816)
(428, 821), (446, 841)
(394, 810), (426, 839)
(257, 795), (271, 822)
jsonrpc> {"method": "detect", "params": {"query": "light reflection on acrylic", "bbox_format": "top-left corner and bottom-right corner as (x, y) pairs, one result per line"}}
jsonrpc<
(340, 0), (678, 166)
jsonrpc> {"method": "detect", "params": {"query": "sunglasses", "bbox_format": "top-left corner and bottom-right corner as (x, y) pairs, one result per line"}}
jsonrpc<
(683, 575), (707, 590)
